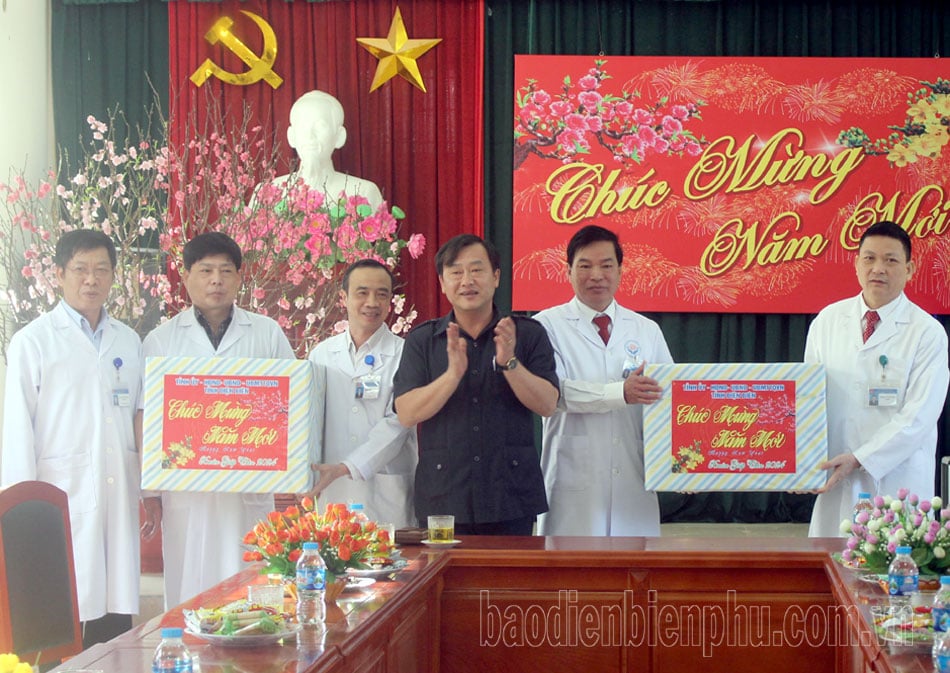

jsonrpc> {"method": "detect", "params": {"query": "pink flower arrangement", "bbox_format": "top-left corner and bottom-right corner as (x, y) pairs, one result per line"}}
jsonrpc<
(841, 489), (950, 575)
(1, 103), (425, 358)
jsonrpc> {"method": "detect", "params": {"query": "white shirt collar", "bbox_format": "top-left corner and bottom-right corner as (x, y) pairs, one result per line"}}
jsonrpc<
(345, 323), (389, 366)
(60, 300), (107, 348)
(571, 296), (617, 324)
(859, 292), (904, 323)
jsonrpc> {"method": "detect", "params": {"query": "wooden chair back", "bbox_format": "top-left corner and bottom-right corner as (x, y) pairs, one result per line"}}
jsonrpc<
(0, 481), (83, 665)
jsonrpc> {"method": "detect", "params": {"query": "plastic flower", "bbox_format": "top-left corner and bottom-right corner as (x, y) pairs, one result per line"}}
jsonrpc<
(0, 654), (33, 673)
(2, 105), (424, 360)
(243, 501), (394, 581)
(841, 490), (950, 575)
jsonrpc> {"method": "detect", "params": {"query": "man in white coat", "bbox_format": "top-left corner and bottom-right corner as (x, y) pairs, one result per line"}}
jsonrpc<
(535, 225), (673, 536)
(307, 259), (417, 527)
(805, 220), (949, 537)
(143, 232), (295, 608)
(2, 229), (150, 646)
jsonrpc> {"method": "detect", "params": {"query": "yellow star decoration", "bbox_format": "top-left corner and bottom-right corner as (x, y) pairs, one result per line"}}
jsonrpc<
(356, 7), (442, 93)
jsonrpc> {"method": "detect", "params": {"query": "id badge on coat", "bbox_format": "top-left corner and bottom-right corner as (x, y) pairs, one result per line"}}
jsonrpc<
(112, 387), (131, 407)
(868, 386), (898, 407)
(355, 374), (381, 400)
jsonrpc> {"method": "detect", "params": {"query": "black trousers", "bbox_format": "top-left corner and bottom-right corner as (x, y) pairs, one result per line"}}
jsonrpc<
(82, 612), (132, 649)
(453, 515), (536, 536)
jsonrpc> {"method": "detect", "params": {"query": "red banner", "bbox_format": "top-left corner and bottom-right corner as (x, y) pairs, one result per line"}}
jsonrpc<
(161, 374), (290, 471)
(513, 56), (950, 314)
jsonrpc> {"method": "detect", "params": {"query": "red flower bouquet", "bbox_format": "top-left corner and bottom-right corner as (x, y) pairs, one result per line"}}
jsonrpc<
(242, 499), (393, 581)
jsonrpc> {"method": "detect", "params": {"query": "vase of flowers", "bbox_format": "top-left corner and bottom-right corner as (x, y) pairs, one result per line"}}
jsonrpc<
(841, 489), (950, 578)
(242, 498), (394, 584)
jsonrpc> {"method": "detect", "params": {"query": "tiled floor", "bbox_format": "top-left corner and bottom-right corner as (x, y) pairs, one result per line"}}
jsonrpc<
(134, 522), (811, 625)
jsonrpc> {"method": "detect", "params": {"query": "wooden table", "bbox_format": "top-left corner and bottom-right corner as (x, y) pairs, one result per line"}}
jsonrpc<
(50, 536), (933, 673)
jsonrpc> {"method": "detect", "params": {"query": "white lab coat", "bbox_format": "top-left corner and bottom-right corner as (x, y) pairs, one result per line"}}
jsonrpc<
(308, 325), (417, 527)
(535, 298), (673, 536)
(143, 306), (296, 608)
(805, 293), (949, 537)
(1, 302), (142, 621)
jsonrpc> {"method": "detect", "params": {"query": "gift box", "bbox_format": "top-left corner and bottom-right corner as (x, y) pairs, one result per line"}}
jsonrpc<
(141, 356), (318, 493)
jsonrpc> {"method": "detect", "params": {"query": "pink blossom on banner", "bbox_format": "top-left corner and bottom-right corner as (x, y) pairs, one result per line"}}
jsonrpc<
(577, 75), (599, 91)
(638, 126), (659, 144)
(577, 90), (603, 110)
(564, 113), (588, 131)
(620, 134), (645, 156)
(519, 103), (544, 127)
(549, 100), (572, 117)
(671, 104), (690, 120)
(557, 128), (588, 153)
(611, 101), (633, 118)
(661, 115), (683, 135)
(632, 108), (652, 125)
(531, 89), (552, 105)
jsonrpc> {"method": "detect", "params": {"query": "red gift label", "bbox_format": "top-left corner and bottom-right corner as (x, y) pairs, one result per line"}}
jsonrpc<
(161, 374), (289, 471)
(670, 379), (797, 475)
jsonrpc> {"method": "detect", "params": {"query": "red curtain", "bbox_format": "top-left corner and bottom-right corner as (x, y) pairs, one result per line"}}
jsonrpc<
(166, 0), (485, 323)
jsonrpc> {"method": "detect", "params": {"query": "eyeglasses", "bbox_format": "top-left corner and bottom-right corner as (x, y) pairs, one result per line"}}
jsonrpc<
(65, 265), (113, 279)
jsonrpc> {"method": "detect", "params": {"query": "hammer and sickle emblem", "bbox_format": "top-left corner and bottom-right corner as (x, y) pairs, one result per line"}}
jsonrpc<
(190, 10), (283, 89)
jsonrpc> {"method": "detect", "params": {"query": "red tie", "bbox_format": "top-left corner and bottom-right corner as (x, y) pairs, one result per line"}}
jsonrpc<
(593, 315), (611, 345)
(862, 310), (880, 343)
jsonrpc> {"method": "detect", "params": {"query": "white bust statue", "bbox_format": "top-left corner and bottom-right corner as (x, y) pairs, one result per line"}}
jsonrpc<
(271, 90), (383, 209)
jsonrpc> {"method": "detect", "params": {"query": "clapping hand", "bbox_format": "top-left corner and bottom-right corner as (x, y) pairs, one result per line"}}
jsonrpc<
(493, 317), (516, 365)
(446, 322), (468, 380)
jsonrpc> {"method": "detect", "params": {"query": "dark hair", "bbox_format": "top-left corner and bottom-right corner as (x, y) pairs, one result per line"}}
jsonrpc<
(183, 232), (243, 271)
(435, 234), (500, 275)
(342, 258), (395, 291)
(566, 225), (623, 266)
(859, 220), (912, 261)
(54, 230), (117, 269)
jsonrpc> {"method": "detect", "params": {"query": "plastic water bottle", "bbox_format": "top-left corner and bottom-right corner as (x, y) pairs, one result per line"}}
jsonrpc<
(296, 541), (326, 625)
(935, 630), (950, 673)
(852, 492), (873, 522)
(933, 576), (950, 633)
(887, 545), (918, 607)
(152, 627), (193, 673)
